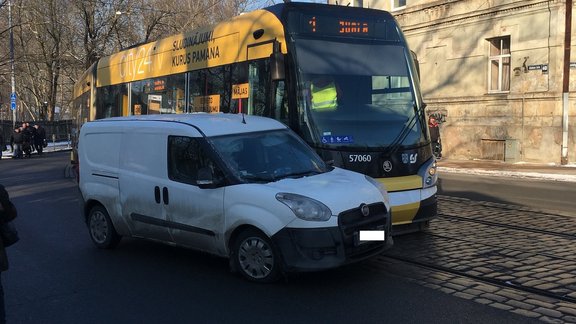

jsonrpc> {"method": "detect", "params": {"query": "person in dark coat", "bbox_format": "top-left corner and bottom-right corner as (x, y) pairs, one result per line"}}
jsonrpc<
(0, 184), (17, 323)
(9, 128), (23, 159)
(21, 123), (32, 158)
(0, 130), (4, 161)
(428, 116), (442, 159)
(33, 124), (46, 155)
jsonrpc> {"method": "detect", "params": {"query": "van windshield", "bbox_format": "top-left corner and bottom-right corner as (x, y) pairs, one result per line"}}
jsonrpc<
(209, 129), (329, 183)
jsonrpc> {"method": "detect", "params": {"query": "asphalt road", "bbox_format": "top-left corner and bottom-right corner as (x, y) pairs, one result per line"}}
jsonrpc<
(437, 171), (576, 214)
(0, 152), (537, 324)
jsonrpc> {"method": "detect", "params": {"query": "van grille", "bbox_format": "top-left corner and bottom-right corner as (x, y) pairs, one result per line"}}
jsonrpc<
(338, 202), (388, 260)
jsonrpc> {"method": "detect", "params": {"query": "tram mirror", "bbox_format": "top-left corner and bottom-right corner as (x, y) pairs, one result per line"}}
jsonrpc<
(270, 52), (285, 81)
(411, 50), (420, 78)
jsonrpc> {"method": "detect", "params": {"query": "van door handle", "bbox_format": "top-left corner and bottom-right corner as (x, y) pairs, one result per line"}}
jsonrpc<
(162, 187), (169, 205)
(154, 186), (161, 204)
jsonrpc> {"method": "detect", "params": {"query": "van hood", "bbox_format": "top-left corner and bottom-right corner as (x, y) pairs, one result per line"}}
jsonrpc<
(264, 167), (387, 214)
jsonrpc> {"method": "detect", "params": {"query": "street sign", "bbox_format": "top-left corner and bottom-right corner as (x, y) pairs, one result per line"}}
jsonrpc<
(10, 92), (16, 111)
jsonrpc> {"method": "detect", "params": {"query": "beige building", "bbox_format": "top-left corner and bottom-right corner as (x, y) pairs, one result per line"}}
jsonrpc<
(329, 0), (576, 165)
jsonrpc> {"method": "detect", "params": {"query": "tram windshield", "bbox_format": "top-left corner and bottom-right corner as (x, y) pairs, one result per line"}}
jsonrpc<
(293, 39), (427, 150)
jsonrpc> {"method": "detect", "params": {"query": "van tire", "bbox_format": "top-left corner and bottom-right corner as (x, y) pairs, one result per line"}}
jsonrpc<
(88, 205), (121, 249)
(232, 229), (281, 283)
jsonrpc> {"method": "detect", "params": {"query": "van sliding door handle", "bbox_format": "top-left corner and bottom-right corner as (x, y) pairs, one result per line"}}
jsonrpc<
(154, 186), (161, 204)
(162, 187), (169, 205)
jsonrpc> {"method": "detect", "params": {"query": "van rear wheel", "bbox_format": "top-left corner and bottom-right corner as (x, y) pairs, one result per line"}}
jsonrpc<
(233, 229), (281, 283)
(88, 205), (121, 249)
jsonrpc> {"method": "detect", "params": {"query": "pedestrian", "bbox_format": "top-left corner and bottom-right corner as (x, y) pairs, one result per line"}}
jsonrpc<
(33, 124), (46, 156)
(0, 184), (17, 324)
(21, 123), (32, 158)
(0, 130), (4, 161)
(428, 116), (442, 159)
(9, 128), (23, 159)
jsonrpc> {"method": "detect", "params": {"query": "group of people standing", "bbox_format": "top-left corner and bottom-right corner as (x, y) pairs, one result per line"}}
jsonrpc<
(0, 123), (46, 160)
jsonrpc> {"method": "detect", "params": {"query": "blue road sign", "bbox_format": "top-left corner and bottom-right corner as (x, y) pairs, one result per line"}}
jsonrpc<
(10, 92), (16, 110)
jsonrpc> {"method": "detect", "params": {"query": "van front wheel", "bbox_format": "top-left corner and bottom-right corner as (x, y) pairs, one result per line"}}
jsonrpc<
(88, 205), (121, 249)
(232, 229), (281, 283)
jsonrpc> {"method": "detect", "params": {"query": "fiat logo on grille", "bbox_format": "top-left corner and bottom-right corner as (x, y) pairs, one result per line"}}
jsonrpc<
(360, 204), (370, 217)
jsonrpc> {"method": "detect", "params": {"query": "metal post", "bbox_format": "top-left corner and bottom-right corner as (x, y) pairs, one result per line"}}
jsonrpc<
(9, 0), (16, 129)
(562, 0), (572, 165)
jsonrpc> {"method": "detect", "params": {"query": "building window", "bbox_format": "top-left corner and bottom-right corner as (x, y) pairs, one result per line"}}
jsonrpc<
(391, 0), (406, 10)
(488, 36), (511, 93)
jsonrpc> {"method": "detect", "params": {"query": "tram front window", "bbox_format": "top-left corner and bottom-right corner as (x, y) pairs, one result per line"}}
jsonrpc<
(294, 39), (426, 149)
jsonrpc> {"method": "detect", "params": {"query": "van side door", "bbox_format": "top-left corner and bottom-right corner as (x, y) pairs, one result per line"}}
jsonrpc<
(165, 135), (226, 254)
(119, 128), (172, 241)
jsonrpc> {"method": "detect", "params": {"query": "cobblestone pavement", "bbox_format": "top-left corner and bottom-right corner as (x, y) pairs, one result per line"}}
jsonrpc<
(363, 195), (576, 323)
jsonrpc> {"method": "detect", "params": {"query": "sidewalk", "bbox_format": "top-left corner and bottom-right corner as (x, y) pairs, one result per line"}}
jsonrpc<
(1, 141), (72, 159)
(437, 158), (576, 182)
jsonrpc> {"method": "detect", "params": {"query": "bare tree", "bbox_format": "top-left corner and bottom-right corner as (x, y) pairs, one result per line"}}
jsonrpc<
(0, 0), (266, 122)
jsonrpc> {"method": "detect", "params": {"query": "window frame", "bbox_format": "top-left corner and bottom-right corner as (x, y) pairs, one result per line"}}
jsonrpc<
(391, 0), (406, 11)
(487, 36), (511, 93)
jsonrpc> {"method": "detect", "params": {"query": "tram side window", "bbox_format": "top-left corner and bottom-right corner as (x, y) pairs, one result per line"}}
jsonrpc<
(96, 84), (126, 119)
(131, 80), (149, 115)
(131, 74), (186, 115)
(248, 59), (270, 117)
(189, 66), (231, 113)
(74, 91), (90, 125)
(165, 74), (186, 113)
(230, 63), (249, 114)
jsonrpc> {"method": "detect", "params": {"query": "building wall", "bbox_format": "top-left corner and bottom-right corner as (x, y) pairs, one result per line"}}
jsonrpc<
(330, 0), (576, 164)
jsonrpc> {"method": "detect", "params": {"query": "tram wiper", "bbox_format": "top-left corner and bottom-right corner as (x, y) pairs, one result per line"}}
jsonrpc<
(386, 102), (426, 156)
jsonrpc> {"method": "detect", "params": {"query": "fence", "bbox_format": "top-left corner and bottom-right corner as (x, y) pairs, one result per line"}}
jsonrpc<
(0, 120), (74, 147)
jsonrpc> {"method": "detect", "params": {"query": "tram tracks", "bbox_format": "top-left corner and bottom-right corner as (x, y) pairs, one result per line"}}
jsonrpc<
(380, 253), (576, 304)
(379, 201), (576, 311)
(439, 213), (576, 241)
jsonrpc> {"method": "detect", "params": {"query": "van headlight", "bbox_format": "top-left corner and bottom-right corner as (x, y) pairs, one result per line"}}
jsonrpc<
(276, 193), (332, 221)
(365, 175), (390, 208)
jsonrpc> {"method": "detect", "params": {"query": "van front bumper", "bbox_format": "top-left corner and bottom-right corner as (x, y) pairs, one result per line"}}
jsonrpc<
(272, 202), (392, 272)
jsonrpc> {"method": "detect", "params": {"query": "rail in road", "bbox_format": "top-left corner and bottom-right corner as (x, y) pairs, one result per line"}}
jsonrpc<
(369, 196), (576, 323)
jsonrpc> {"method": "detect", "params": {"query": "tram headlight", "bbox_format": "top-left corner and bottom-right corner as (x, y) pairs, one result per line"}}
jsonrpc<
(421, 160), (438, 188)
(276, 193), (332, 221)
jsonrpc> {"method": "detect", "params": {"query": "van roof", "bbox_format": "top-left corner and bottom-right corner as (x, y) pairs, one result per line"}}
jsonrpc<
(88, 113), (288, 137)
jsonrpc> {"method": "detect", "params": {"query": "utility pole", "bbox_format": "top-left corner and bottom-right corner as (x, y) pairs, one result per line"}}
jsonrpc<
(562, 0), (572, 165)
(9, 0), (17, 129)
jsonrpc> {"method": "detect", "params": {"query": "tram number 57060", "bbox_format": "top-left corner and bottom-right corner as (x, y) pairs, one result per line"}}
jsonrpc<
(349, 154), (372, 163)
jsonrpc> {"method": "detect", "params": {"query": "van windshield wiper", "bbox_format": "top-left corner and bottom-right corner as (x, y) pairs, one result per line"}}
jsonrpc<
(241, 174), (277, 183)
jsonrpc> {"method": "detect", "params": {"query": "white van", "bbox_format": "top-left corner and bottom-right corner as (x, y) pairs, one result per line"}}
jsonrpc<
(78, 113), (392, 282)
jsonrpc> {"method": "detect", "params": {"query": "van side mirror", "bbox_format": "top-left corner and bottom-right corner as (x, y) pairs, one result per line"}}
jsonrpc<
(197, 167), (214, 188)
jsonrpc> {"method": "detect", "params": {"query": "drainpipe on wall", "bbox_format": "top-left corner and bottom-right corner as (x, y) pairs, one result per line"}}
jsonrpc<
(562, 0), (572, 165)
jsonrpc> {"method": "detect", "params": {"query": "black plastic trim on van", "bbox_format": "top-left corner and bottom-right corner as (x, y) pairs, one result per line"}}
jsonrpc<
(130, 213), (215, 237)
(92, 173), (119, 179)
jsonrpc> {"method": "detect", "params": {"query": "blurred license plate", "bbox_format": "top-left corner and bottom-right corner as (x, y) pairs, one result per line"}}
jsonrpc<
(355, 230), (385, 245)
